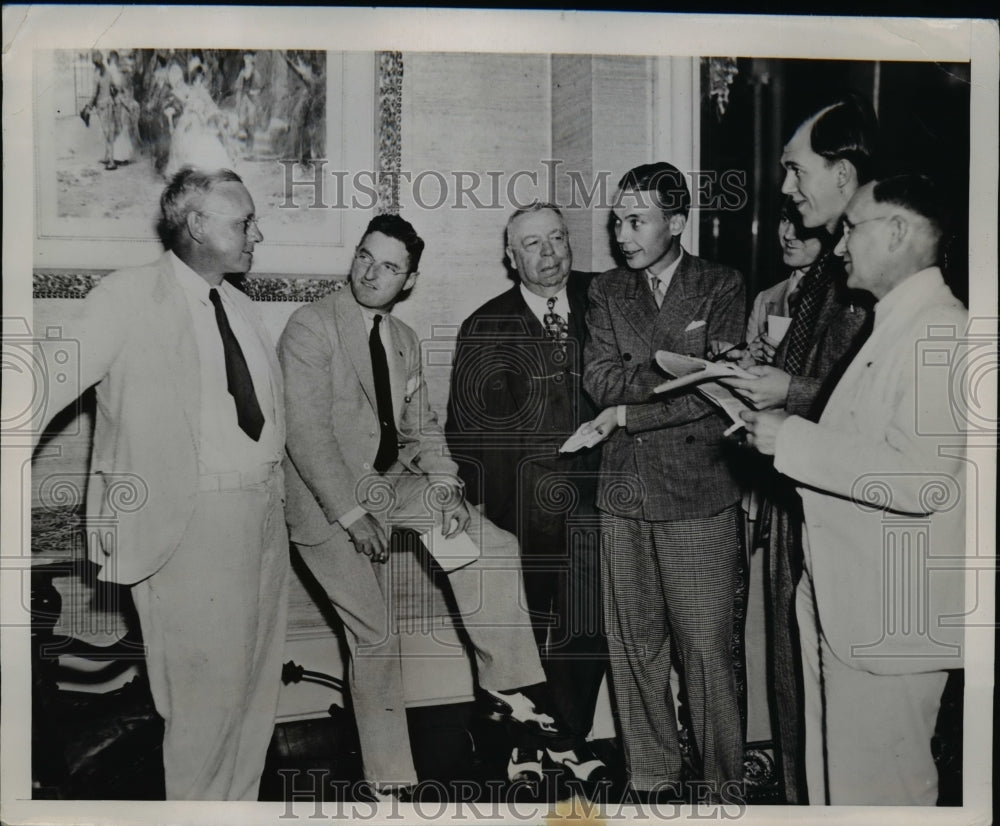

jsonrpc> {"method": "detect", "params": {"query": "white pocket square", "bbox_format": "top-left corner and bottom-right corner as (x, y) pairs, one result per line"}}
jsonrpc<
(684, 320), (707, 332)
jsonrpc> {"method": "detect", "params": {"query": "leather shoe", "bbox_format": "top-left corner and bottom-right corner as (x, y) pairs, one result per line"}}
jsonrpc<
(507, 747), (544, 784)
(476, 684), (570, 740)
(546, 745), (610, 784)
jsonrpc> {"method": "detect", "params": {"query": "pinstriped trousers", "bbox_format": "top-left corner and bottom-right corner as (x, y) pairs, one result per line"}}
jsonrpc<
(601, 506), (744, 791)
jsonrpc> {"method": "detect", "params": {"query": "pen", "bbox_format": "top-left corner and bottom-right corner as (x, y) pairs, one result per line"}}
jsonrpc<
(709, 341), (748, 362)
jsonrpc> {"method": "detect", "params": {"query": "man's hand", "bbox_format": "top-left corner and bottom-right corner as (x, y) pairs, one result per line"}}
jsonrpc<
(709, 339), (755, 369)
(722, 364), (792, 409)
(741, 409), (789, 455)
(430, 479), (471, 538)
(747, 333), (779, 365)
(346, 513), (390, 564)
(590, 407), (620, 442)
(441, 500), (472, 538)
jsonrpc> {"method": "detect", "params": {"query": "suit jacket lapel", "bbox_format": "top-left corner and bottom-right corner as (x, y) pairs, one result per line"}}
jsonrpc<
(384, 316), (408, 425)
(511, 288), (545, 337)
(654, 254), (704, 348)
(614, 269), (660, 347)
(243, 298), (285, 442)
(567, 275), (588, 345)
(335, 291), (378, 410)
(151, 254), (199, 449)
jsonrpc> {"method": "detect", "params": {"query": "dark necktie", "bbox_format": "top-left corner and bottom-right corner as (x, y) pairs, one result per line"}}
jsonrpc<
(208, 288), (264, 441)
(543, 297), (569, 354)
(782, 256), (829, 375)
(370, 314), (399, 473)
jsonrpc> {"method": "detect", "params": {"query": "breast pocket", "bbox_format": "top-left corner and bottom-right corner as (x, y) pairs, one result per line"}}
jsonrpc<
(679, 324), (708, 358)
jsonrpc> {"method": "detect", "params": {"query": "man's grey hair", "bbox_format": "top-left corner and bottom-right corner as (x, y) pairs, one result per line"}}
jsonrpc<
(157, 166), (244, 250)
(504, 201), (566, 249)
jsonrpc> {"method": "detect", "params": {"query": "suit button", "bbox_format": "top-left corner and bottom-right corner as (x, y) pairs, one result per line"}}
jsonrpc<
(363, 462), (371, 470)
(685, 435), (696, 444)
(554, 374), (563, 383)
(623, 353), (632, 361)
(635, 437), (642, 444)
(369, 431), (377, 438)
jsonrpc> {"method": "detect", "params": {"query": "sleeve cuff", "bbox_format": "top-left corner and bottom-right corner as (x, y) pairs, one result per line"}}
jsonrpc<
(617, 405), (627, 427)
(338, 505), (369, 530)
(774, 414), (811, 478)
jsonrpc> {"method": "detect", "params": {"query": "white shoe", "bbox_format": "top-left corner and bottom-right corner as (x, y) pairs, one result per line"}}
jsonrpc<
(546, 747), (609, 783)
(507, 747), (544, 783)
(480, 687), (561, 737)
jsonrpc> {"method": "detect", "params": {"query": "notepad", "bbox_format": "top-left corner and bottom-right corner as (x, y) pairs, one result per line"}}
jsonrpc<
(420, 523), (481, 572)
(651, 351), (755, 394)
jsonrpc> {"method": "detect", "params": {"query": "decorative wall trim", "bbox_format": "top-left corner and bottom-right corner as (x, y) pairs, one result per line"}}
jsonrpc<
(33, 270), (346, 303)
(376, 51), (403, 215)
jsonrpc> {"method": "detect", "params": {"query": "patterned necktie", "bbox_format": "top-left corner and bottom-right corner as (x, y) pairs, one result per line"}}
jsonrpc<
(649, 274), (666, 308)
(208, 288), (264, 441)
(370, 314), (399, 473)
(543, 297), (569, 353)
(782, 256), (829, 375)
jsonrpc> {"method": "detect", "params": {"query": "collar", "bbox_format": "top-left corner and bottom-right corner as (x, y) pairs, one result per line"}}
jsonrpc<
(520, 283), (570, 323)
(787, 267), (808, 292)
(358, 303), (393, 335)
(169, 250), (227, 303)
(874, 266), (946, 321)
(647, 248), (684, 289)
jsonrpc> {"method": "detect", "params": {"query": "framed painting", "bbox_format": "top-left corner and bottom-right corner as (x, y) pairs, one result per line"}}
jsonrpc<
(33, 49), (384, 274)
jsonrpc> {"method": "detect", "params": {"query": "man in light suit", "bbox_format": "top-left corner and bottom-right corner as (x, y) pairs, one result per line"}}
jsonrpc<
(33, 167), (288, 800)
(722, 93), (877, 803)
(280, 214), (575, 798)
(446, 203), (615, 784)
(583, 162), (747, 797)
(743, 175), (966, 804)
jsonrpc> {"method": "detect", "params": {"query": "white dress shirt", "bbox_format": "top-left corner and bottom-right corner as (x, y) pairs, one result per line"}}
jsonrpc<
(519, 283), (570, 326)
(170, 252), (280, 475)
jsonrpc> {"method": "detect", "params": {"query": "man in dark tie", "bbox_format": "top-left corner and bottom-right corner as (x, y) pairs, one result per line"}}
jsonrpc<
(446, 203), (616, 786)
(33, 166), (288, 800)
(722, 92), (877, 803)
(583, 162), (747, 799)
(280, 214), (578, 799)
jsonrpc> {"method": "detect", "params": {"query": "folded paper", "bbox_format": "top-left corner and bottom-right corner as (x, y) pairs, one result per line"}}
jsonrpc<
(420, 523), (481, 572)
(559, 422), (605, 453)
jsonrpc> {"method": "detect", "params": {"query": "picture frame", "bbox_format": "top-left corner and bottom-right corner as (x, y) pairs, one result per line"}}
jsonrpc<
(33, 49), (390, 275)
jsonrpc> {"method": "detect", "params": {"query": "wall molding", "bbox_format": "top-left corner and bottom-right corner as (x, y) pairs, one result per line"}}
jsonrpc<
(33, 269), (346, 303)
(377, 51), (403, 215)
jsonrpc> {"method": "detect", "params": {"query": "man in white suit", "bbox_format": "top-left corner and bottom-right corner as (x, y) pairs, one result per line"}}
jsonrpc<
(280, 214), (577, 799)
(34, 167), (288, 800)
(742, 175), (967, 804)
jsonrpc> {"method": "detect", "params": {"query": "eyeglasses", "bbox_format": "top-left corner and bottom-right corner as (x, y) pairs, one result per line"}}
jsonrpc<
(354, 249), (407, 277)
(840, 215), (889, 239)
(199, 210), (262, 236)
(519, 231), (569, 253)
